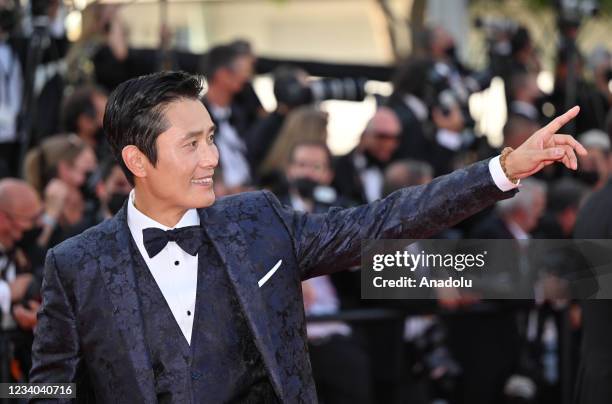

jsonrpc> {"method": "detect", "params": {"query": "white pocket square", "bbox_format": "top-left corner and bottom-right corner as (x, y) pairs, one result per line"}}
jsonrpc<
(258, 259), (282, 287)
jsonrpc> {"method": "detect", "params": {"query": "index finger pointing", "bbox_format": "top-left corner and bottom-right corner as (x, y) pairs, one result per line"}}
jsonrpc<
(544, 106), (580, 134)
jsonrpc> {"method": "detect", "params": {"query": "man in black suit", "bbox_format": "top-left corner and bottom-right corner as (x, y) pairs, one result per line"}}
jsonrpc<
(573, 150), (612, 404)
(333, 107), (401, 205)
(29, 71), (586, 403)
(201, 45), (255, 191)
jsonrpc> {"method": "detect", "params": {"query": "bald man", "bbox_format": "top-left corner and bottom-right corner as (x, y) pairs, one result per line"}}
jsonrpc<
(0, 179), (41, 325)
(333, 107), (402, 204)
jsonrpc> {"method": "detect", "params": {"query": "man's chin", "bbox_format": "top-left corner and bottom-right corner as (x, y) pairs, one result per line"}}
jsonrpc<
(192, 192), (216, 209)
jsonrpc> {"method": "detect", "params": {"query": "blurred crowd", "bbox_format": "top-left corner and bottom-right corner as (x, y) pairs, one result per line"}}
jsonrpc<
(1, 1), (612, 404)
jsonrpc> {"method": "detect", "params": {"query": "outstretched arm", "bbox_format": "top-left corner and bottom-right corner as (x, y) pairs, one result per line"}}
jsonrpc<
(266, 107), (586, 280)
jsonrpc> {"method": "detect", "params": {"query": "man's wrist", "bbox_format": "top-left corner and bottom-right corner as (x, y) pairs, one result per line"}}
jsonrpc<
(489, 155), (520, 192)
(500, 147), (520, 184)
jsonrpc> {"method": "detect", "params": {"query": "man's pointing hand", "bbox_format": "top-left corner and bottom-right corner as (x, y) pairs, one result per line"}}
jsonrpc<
(504, 106), (588, 180)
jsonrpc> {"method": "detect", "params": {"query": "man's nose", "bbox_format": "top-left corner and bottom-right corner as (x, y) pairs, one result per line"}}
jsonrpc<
(198, 144), (219, 168)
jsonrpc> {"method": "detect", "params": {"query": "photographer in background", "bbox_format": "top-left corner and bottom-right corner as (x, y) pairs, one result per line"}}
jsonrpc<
(229, 39), (267, 130)
(387, 58), (472, 177)
(202, 44), (254, 192)
(0, 0), (24, 178)
(18, 0), (70, 147)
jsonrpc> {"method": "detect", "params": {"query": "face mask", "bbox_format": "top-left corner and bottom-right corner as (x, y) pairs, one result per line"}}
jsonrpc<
(15, 226), (43, 249)
(80, 171), (96, 202)
(94, 127), (105, 144)
(572, 170), (600, 186)
(0, 7), (18, 33)
(107, 192), (128, 215)
(445, 45), (459, 64)
(291, 178), (319, 200)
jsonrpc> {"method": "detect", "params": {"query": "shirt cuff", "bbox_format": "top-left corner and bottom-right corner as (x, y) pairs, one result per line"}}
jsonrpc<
(0, 280), (10, 316)
(489, 155), (520, 192)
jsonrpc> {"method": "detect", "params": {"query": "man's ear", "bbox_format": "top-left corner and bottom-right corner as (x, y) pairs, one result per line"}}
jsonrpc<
(121, 146), (148, 181)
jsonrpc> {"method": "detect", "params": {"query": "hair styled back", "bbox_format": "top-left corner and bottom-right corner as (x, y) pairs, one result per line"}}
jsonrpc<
(103, 71), (205, 185)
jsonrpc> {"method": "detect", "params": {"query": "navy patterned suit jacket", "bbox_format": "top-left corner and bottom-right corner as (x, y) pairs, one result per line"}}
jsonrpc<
(29, 158), (517, 403)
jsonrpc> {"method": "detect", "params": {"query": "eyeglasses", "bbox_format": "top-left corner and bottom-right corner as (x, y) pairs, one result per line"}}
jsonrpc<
(372, 132), (400, 141)
(291, 161), (330, 172)
(0, 208), (44, 225)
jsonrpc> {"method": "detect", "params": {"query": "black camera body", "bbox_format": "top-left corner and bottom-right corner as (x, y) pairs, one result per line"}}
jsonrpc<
(274, 73), (367, 108)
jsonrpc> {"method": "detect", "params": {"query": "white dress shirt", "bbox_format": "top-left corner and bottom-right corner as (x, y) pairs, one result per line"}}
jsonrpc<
(208, 104), (251, 188)
(0, 42), (23, 143)
(0, 243), (16, 330)
(126, 190), (199, 345)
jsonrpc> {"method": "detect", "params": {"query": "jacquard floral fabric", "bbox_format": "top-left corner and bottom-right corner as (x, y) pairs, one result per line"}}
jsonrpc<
(29, 158), (517, 403)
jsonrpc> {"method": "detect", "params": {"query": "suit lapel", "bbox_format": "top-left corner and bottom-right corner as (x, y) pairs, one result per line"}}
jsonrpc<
(199, 208), (286, 401)
(97, 204), (156, 401)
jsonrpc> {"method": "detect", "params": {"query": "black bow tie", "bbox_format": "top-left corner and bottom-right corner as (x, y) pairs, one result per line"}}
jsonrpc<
(142, 226), (202, 259)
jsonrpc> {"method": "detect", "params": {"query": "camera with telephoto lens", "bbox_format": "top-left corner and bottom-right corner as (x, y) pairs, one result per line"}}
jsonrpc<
(274, 67), (367, 108)
(423, 62), (477, 129)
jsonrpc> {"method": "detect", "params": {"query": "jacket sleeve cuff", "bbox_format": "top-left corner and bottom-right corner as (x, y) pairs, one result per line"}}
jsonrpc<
(489, 155), (520, 192)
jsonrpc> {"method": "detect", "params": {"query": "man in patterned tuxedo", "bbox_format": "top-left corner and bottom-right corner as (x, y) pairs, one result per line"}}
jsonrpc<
(29, 71), (586, 403)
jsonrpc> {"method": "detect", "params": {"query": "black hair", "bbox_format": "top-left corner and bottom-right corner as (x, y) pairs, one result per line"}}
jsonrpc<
(61, 86), (106, 133)
(230, 39), (253, 56)
(390, 57), (434, 101)
(510, 26), (531, 56)
(272, 65), (308, 105)
(103, 71), (204, 185)
(547, 178), (588, 213)
(202, 44), (242, 81)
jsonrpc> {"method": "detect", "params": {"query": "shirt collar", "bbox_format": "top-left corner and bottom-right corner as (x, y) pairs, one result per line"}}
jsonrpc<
(126, 189), (200, 248)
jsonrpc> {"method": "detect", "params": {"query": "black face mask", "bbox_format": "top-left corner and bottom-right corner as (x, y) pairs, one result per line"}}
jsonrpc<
(0, 7), (18, 33)
(291, 178), (319, 200)
(445, 45), (458, 63)
(572, 170), (600, 186)
(94, 127), (105, 143)
(107, 192), (128, 215)
(80, 171), (96, 203)
(15, 226), (43, 250)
